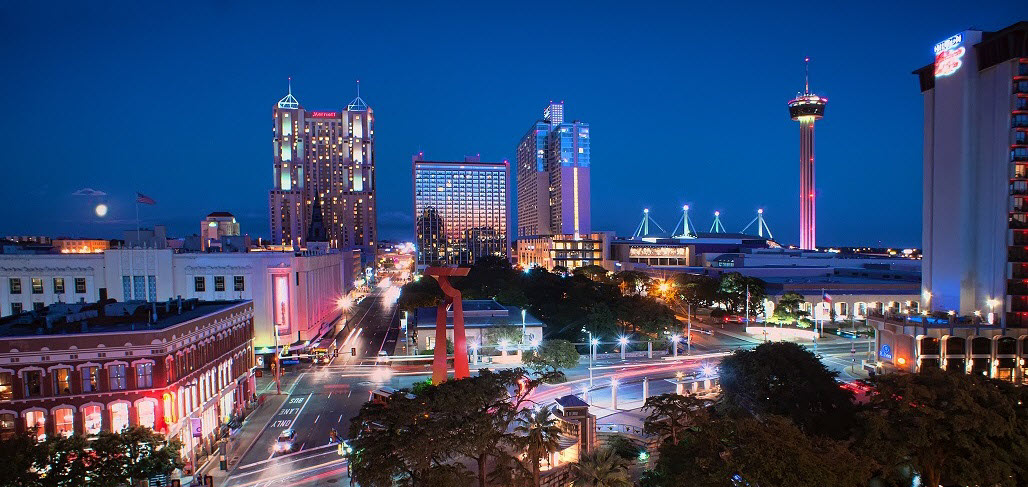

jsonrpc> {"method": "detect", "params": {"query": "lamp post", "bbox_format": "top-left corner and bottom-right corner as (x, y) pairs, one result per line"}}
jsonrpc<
(687, 303), (692, 355)
(521, 309), (527, 344)
(618, 336), (629, 361)
(671, 334), (679, 359)
(589, 335), (598, 387)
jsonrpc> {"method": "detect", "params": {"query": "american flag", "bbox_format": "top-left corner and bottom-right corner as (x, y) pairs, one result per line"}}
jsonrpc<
(136, 192), (156, 205)
(822, 290), (833, 303)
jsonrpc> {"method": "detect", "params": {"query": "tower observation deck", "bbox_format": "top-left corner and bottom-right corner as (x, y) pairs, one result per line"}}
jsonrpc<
(788, 58), (827, 250)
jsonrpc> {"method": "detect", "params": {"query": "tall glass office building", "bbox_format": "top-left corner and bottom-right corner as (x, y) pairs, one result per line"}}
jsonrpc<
(413, 155), (509, 268)
(516, 102), (591, 238)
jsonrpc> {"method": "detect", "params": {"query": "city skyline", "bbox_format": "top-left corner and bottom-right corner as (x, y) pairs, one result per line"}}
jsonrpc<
(3, 3), (1027, 248)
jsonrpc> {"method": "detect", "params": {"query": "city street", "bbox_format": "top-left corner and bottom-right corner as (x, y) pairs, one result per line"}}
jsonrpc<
(219, 290), (873, 487)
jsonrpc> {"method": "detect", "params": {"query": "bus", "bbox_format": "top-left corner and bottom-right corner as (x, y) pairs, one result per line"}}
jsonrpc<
(311, 336), (338, 364)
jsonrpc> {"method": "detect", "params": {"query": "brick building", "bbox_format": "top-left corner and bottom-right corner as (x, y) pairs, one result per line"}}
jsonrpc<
(0, 298), (255, 466)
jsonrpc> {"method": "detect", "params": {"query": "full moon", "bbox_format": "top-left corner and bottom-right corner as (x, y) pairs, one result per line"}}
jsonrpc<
(95, 203), (108, 217)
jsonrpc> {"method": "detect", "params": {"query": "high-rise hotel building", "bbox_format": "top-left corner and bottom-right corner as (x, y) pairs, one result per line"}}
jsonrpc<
(413, 154), (509, 268)
(269, 83), (376, 264)
(918, 22), (1028, 324)
(516, 102), (591, 238)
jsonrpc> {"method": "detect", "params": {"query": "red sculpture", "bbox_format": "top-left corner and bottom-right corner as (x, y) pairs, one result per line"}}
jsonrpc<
(425, 266), (471, 383)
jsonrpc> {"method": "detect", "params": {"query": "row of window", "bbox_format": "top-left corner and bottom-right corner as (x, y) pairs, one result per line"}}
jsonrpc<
(0, 362), (153, 400)
(8, 277), (86, 295)
(1, 401), (156, 441)
(193, 275), (245, 293)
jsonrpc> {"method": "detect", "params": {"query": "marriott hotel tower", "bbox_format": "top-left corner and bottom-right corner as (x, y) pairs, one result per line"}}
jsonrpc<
(269, 82), (377, 264)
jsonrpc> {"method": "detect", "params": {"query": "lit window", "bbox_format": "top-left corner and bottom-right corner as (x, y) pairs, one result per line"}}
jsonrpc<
(135, 362), (153, 388)
(81, 366), (98, 392)
(137, 401), (156, 429)
(53, 368), (71, 395)
(110, 403), (129, 432)
(109, 364), (127, 390)
(54, 408), (74, 437)
(24, 411), (46, 441)
(83, 405), (102, 435)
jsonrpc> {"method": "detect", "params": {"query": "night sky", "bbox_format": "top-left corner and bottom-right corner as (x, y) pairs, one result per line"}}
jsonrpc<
(2, 2), (1026, 248)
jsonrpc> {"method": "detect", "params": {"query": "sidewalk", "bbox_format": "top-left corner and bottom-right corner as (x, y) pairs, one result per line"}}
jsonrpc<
(179, 374), (293, 486)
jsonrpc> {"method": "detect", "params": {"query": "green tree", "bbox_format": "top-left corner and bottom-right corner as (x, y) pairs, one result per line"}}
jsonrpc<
(119, 426), (184, 485)
(604, 434), (642, 462)
(572, 265), (611, 283)
(642, 415), (870, 487)
(0, 433), (46, 486)
(859, 369), (1028, 487)
(571, 447), (631, 487)
(669, 273), (718, 314)
(523, 339), (580, 374)
(718, 341), (855, 438)
(612, 271), (650, 295)
(642, 393), (707, 446)
(397, 276), (443, 313)
(769, 291), (808, 325)
(514, 407), (563, 487)
(715, 273), (766, 316)
(39, 434), (93, 487)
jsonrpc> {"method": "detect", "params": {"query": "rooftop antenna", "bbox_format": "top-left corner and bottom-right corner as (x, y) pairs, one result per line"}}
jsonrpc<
(347, 78), (368, 111)
(804, 57), (810, 94)
(278, 77), (300, 109)
(741, 208), (774, 239)
(710, 211), (726, 233)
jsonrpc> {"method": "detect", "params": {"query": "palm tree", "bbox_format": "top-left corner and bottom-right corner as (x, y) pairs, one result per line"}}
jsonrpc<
(571, 447), (632, 487)
(514, 407), (562, 487)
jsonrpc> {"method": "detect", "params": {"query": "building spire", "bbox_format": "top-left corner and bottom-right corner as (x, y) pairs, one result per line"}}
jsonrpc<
(347, 78), (368, 111)
(804, 57), (810, 94)
(278, 76), (300, 109)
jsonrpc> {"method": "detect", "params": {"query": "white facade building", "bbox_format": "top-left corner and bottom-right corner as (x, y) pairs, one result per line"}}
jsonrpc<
(0, 249), (357, 353)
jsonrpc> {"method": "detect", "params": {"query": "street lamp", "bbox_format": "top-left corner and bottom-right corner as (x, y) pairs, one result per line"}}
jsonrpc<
(590, 336), (599, 387)
(521, 308), (527, 343)
(618, 336), (629, 361)
(670, 334), (680, 359)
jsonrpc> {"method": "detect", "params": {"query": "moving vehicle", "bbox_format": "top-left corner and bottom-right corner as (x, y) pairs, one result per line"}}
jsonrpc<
(311, 336), (338, 365)
(274, 429), (297, 453)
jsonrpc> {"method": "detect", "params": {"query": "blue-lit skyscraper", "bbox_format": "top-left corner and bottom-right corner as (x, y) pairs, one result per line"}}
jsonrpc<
(516, 102), (590, 238)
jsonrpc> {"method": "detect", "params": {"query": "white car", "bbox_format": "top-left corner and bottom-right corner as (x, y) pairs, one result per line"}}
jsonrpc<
(274, 429), (296, 453)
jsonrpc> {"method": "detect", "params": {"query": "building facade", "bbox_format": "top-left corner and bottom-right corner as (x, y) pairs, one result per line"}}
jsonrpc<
(916, 22), (1028, 323)
(516, 102), (590, 238)
(200, 212), (241, 251)
(0, 299), (255, 468)
(53, 238), (111, 254)
(0, 248), (354, 357)
(269, 83), (377, 265)
(413, 155), (509, 268)
(517, 232), (612, 271)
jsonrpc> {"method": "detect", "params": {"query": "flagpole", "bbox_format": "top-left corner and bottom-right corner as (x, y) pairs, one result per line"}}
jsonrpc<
(135, 199), (141, 243)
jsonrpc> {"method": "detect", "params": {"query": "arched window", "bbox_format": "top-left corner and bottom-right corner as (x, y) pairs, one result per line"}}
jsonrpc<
(82, 405), (102, 435)
(24, 410), (46, 441)
(110, 403), (129, 432)
(54, 407), (74, 437)
(137, 401), (156, 429)
(0, 412), (16, 440)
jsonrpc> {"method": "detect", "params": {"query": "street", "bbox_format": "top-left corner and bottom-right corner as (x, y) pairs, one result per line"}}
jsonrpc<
(220, 293), (873, 487)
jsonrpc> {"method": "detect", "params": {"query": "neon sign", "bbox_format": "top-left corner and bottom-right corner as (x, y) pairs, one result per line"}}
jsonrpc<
(879, 344), (893, 360)
(308, 111), (339, 118)
(933, 34), (965, 78)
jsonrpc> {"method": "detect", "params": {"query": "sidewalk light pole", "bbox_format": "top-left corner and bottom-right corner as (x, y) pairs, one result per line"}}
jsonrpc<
(687, 303), (692, 355)
(618, 336), (629, 361)
(671, 334), (679, 359)
(590, 335), (599, 387)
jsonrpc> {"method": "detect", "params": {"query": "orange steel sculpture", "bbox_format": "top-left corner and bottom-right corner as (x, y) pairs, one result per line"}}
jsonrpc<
(425, 266), (471, 383)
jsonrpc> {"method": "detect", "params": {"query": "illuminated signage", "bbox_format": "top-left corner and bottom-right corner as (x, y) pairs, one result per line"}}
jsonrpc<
(879, 344), (893, 360)
(308, 111), (339, 118)
(933, 33), (965, 78)
(629, 246), (688, 258)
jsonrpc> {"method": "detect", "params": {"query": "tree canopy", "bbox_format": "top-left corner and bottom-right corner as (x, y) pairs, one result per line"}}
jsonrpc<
(858, 369), (1028, 487)
(718, 341), (855, 438)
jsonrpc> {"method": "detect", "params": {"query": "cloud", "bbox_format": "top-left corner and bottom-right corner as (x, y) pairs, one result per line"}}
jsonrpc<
(72, 188), (107, 196)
